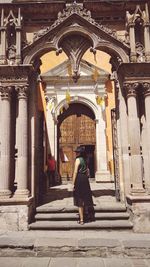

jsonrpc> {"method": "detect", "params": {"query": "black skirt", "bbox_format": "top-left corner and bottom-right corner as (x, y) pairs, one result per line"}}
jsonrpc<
(73, 172), (93, 207)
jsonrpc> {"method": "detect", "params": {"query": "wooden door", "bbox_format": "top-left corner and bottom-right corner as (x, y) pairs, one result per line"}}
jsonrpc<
(59, 113), (96, 180)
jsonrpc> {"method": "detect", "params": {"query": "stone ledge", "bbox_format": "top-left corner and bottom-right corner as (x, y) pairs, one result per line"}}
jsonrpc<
(126, 195), (150, 204)
(0, 196), (34, 206)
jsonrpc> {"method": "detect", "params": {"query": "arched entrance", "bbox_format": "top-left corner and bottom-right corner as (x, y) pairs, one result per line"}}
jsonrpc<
(57, 103), (96, 181)
(1, 1), (150, 232)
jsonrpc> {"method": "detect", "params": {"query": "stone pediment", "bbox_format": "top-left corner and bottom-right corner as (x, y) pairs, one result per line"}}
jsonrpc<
(31, 3), (127, 47)
(42, 59), (109, 79)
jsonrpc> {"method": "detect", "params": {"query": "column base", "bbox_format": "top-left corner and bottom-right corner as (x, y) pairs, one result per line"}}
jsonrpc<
(14, 189), (30, 198)
(95, 170), (111, 182)
(131, 187), (146, 196)
(0, 190), (12, 199)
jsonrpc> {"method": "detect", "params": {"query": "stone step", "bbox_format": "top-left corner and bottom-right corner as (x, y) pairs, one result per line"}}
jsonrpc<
(35, 212), (130, 221)
(36, 203), (127, 213)
(29, 220), (133, 230)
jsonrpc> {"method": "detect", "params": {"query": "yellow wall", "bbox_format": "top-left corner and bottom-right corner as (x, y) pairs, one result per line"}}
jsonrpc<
(40, 50), (111, 74)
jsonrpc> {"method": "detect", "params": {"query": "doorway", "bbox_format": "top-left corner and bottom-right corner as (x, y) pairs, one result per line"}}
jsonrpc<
(57, 103), (96, 181)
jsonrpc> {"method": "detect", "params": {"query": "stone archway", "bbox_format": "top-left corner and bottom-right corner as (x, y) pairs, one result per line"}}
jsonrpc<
(1, 1), (150, 232)
(55, 98), (110, 182)
(57, 102), (96, 181)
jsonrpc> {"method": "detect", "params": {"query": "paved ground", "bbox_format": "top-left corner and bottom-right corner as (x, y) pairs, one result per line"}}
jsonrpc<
(0, 182), (150, 266)
(0, 256), (150, 267)
(0, 230), (150, 266)
(43, 181), (116, 207)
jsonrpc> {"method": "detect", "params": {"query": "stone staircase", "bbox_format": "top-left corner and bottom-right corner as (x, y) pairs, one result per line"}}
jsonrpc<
(29, 204), (133, 230)
(29, 182), (133, 230)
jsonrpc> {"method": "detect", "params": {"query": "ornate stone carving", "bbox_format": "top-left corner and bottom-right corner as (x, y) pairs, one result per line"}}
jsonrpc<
(31, 1), (126, 46)
(33, 27), (50, 41)
(60, 34), (90, 83)
(135, 42), (145, 62)
(16, 85), (28, 99)
(142, 82), (150, 97)
(0, 66), (32, 83)
(0, 86), (12, 99)
(3, 10), (18, 27)
(126, 5), (145, 26)
(124, 82), (139, 97)
(0, 8), (22, 65)
(7, 44), (16, 65)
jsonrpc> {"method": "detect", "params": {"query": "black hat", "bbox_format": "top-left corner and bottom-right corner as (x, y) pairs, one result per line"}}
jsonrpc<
(74, 146), (85, 153)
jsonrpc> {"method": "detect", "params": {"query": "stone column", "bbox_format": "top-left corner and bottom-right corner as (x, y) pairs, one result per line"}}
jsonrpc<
(144, 22), (150, 62)
(0, 86), (12, 198)
(95, 110), (110, 182)
(16, 8), (21, 64)
(129, 24), (137, 62)
(0, 9), (7, 64)
(125, 82), (145, 194)
(14, 85), (29, 197)
(143, 82), (150, 192)
(118, 86), (131, 195)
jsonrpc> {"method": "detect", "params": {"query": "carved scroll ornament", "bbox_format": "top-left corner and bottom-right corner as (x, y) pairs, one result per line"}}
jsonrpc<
(142, 82), (150, 97)
(0, 86), (13, 99)
(16, 85), (28, 100)
(124, 82), (139, 97)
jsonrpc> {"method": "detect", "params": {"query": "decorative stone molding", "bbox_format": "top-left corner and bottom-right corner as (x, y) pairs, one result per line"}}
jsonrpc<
(33, 27), (50, 41)
(30, 1), (128, 48)
(23, 4), (130, 73)
(0, 65), (32, 82)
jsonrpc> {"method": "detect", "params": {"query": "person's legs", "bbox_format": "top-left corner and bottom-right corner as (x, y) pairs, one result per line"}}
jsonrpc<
(78, 206), (84, 224)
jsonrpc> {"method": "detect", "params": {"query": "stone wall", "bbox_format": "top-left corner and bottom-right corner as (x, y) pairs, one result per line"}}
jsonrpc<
(127, 197), (150, 233)
(0, 198), (35, 231)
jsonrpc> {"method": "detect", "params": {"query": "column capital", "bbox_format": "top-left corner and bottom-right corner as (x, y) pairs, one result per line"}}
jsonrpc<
(16, 84), (29, 99)
(0, 86), (13, 100)
(142, 82), (150, 97)
(124, 82), (139, 97)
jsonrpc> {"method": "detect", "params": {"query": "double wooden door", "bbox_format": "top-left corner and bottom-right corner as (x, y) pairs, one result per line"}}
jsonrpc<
(59, 113), (96, 180)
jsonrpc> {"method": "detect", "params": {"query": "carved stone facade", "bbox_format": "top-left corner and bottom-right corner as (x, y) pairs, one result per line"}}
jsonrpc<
(0, 0), (150, 232)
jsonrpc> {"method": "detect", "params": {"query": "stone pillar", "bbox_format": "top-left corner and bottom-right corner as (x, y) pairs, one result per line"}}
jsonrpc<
(125, 83), (145, 194)
(0, 86), (12, 198)
(95, 111), (110, 182)
(143, 82), (150, 192)
(0, 9), (7, 64)
(143, 3), (150, 61)
(14, 85), (29, 197)
(16, 8), (21, 64)
(118, 86), (131, 195)
(129, 24), (137, 62)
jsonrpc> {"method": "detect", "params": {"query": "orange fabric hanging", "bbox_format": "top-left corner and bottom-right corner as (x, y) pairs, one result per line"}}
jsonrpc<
(105, 79), (113, 93)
